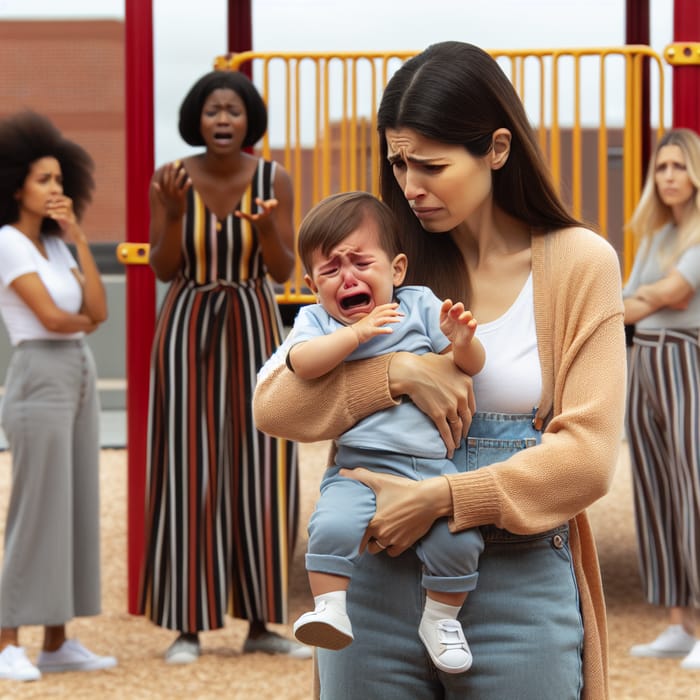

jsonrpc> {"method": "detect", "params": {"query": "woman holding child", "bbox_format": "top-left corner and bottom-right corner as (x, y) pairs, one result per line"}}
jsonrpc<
(255, 41), (626, 699)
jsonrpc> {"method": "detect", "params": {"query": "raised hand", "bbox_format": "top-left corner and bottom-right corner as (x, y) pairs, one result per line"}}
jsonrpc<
(440, 299), (477, 348)
(235, 196), (279, 226)
(46, 195), (77, 232)
(152, 161), (191, 221)
(351, 302), (404, 345)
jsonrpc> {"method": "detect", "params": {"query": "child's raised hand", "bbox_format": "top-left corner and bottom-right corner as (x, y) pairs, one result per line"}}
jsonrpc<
(351, 302), (404, 344)
(440, 299), (478, 347)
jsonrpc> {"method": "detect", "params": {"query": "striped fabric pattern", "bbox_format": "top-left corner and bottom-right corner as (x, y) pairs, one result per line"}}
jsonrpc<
(626, 328), (700, 608)
(139, 159), (299, 631)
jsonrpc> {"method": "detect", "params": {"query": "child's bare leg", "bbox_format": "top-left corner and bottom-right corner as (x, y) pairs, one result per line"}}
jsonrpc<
(309, 571), (349, 596)
(427, 590), (468, 607)
(419, 589), (472, 674)
(293, 571), (354, 650)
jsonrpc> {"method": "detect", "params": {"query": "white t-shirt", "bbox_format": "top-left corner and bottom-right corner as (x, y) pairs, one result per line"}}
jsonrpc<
(0, 224), (83, 345)
(622, 223), (700, 329)
(473, 272), (542, 414)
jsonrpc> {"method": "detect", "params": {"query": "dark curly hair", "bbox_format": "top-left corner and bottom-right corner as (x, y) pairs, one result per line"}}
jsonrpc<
(0, 111), (95, 234)
(178, 70), (268, 148)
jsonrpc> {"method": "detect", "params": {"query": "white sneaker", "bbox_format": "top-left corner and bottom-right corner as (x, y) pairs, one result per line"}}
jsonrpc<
(293, 600), (353, 650)
(242, 631), (312, 659)
(164, 635), (200, 665)
(418, 618), (472, 674)
(680, 640), (700, 670)
(629, 625), (697, 658)
(0, 645), (41, 681)
(37, 639), (117, 673)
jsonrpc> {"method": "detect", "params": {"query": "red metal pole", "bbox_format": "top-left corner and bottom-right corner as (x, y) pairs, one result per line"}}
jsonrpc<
(626, 0), (651, 175)
(227, 0), (252, 77)
(124, 0), (155, 614)
(671, 0), (700, 131)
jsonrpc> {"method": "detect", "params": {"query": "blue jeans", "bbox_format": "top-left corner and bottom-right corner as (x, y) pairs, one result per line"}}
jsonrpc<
(317, 412), (584, 700)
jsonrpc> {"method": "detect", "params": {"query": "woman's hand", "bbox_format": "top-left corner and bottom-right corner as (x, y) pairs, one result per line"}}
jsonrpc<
(46, 195), (80, 237)
(235, 196), (278, 226)
(341, 468), (453, 556)
(152, 161), (191, 221)
(388, 351), (475, 456)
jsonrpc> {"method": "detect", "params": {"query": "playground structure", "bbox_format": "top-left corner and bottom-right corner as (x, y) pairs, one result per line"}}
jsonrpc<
(117, 1), (700, 612)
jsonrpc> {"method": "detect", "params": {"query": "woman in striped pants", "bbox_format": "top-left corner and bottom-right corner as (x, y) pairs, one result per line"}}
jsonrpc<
(623, 128), (700, 671)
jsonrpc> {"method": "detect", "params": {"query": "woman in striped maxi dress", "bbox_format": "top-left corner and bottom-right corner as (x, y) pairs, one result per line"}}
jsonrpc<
(138, 70), (308, 663)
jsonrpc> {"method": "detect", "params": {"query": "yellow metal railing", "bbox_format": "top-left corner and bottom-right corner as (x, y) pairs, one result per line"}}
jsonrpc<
(214, 47), (666, 303)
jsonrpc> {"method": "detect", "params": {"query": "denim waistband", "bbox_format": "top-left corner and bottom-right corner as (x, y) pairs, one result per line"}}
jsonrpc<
(470, 411), (537, 423)
(480, 522), (569, 543)
(467, 410), (542, 442)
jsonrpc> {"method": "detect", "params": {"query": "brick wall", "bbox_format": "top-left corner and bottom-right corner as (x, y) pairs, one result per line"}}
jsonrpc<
(0, 19), (125, 243)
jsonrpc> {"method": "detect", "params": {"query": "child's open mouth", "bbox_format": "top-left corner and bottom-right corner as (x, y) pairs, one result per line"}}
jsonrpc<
(340, 293), (370, 310)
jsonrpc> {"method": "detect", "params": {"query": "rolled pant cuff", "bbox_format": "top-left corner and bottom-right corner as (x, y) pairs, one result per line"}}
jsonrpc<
(306, 552), (354, 579)
(421, 571), (479, 593)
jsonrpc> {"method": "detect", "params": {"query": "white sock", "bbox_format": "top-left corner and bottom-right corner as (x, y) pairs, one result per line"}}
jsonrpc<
(421, 596), (462, 626)
(314, 590), (347, 614)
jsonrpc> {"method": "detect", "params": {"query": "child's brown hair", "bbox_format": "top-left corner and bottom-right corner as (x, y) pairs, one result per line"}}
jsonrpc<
(298, 191), (403, 275)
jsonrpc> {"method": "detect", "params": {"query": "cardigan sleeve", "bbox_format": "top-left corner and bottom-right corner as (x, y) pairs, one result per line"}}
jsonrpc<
(253, 352), (398, 442)
(447, 229), (627, 534)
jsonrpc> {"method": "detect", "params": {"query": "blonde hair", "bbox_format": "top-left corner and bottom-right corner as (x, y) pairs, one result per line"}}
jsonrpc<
(626, 128), (700, 269)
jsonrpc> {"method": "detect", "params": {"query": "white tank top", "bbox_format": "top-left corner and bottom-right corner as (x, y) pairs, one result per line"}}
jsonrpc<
(472, 272), (542, 413)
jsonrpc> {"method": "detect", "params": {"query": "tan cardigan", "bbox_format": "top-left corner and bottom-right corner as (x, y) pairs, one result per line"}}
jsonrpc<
(254, 227), (627, 700)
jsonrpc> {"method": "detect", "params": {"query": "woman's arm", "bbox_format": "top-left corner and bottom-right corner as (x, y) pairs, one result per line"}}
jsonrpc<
(623, 296), (654, 324)
(72, 235), (107, 323)
(149, 162), (190, 282)
(11, 272), (99, 334)
(253, 346), (474, 449)
(48, 194), (107, 324)
(624, 268), (694, 322)
(253, 350), (397, 442)
(634, 268), (694, 308)
(236, 163), (295, 283)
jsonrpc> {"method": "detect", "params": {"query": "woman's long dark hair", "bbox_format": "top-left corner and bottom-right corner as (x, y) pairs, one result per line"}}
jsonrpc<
(378, 41), (581, 301)
(0, 111), (94, 234)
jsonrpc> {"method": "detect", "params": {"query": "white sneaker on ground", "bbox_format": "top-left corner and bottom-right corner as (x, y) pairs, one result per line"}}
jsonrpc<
(418, 618), (472, 674)
(243, 630), (313, 658)
(0, 645), (41, 681)
(680, 640), (700, 670)
(629, 625), (696, 658)
(37, 639), (117, 673)
(293, 600), (353, 650)
(164, 635), (200, 665)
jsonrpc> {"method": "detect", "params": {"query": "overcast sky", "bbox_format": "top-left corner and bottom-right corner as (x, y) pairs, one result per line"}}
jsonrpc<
(0, 0), (675, 161)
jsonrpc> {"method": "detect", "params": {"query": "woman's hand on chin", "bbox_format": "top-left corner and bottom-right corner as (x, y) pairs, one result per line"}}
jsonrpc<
(340, 468), (453, 556)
